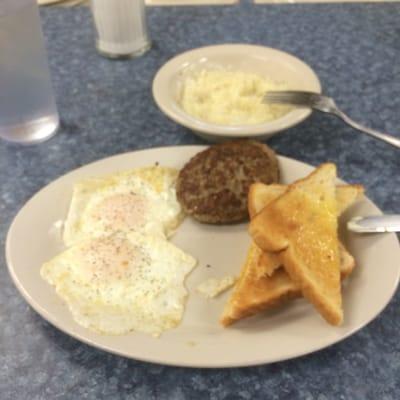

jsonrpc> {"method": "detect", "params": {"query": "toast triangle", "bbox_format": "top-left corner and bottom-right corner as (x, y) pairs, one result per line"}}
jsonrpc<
(249, 164), (343, 325)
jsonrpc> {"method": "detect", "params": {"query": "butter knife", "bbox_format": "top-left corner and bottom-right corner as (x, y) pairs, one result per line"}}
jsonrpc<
(347, 215), (400, 233)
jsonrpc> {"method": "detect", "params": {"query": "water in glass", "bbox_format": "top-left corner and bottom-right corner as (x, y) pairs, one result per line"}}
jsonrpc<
(0, 0), (59, 144)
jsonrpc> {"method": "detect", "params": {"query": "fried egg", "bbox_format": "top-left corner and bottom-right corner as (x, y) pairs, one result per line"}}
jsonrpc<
(41, 231), (196, 336)
(63, 166), (183, 247)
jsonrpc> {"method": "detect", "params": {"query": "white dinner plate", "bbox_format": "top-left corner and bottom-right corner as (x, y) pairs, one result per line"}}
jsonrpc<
(6, 146), (400, 368)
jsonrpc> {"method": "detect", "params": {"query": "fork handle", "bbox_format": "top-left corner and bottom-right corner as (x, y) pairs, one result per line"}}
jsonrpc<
(333, 109), (400, 149)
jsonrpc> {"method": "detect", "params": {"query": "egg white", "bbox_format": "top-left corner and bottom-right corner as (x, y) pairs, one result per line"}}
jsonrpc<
(63, 166), (183, 247)
(41, 231), (197, 336)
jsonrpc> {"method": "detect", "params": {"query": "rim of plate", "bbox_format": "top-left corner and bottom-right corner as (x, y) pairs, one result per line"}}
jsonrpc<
(5, 146), (400, 368)
(152, 44), (322, 138)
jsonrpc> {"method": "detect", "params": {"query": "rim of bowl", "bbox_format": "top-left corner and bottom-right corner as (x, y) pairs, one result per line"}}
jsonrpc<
(152, 44), (322, 138)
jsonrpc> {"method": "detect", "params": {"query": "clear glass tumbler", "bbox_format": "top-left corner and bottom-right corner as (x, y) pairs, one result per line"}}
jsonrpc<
(0, 0), (59, 144)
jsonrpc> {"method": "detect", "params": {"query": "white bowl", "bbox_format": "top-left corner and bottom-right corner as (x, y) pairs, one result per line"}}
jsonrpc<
(152, 44), (321, 142)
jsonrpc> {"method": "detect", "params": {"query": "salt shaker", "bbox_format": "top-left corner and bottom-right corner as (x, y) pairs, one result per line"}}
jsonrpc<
(90, 0), (151, 59)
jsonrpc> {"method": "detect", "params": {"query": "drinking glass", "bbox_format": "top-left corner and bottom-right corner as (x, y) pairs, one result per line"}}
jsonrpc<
(0, 0), (59, 144)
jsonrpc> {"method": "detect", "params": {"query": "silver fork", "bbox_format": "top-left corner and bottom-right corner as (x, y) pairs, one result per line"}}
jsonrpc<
(263, 91), (400, 149)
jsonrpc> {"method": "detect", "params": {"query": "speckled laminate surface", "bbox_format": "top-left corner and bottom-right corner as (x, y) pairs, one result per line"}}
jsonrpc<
(1, 3), (400, 399)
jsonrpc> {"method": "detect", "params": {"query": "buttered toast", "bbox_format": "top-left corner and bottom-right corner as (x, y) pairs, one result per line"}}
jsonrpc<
(248, 182), (364, 220)
(221, 243), (299, 327)
(249, 164), (343, 325)
(220, 241), (355, 326)
(248, 182), (363, 277)
(221, 179), (362, 327)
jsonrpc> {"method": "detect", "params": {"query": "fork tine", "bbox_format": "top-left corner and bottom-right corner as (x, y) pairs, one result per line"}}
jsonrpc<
(265, 90), (316, 97)
(263, 91), (317, 106)
(262, 92), (301, 105)
(264, 91), (314, 100)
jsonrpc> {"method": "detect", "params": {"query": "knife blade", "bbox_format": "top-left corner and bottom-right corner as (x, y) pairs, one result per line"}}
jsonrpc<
(347, 215), (400, 233)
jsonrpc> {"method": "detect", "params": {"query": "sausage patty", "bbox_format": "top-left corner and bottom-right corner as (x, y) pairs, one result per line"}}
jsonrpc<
(176, 141), (279, 224)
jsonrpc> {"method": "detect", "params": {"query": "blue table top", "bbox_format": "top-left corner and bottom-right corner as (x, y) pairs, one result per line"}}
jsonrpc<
(1, 3), (400, 399)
